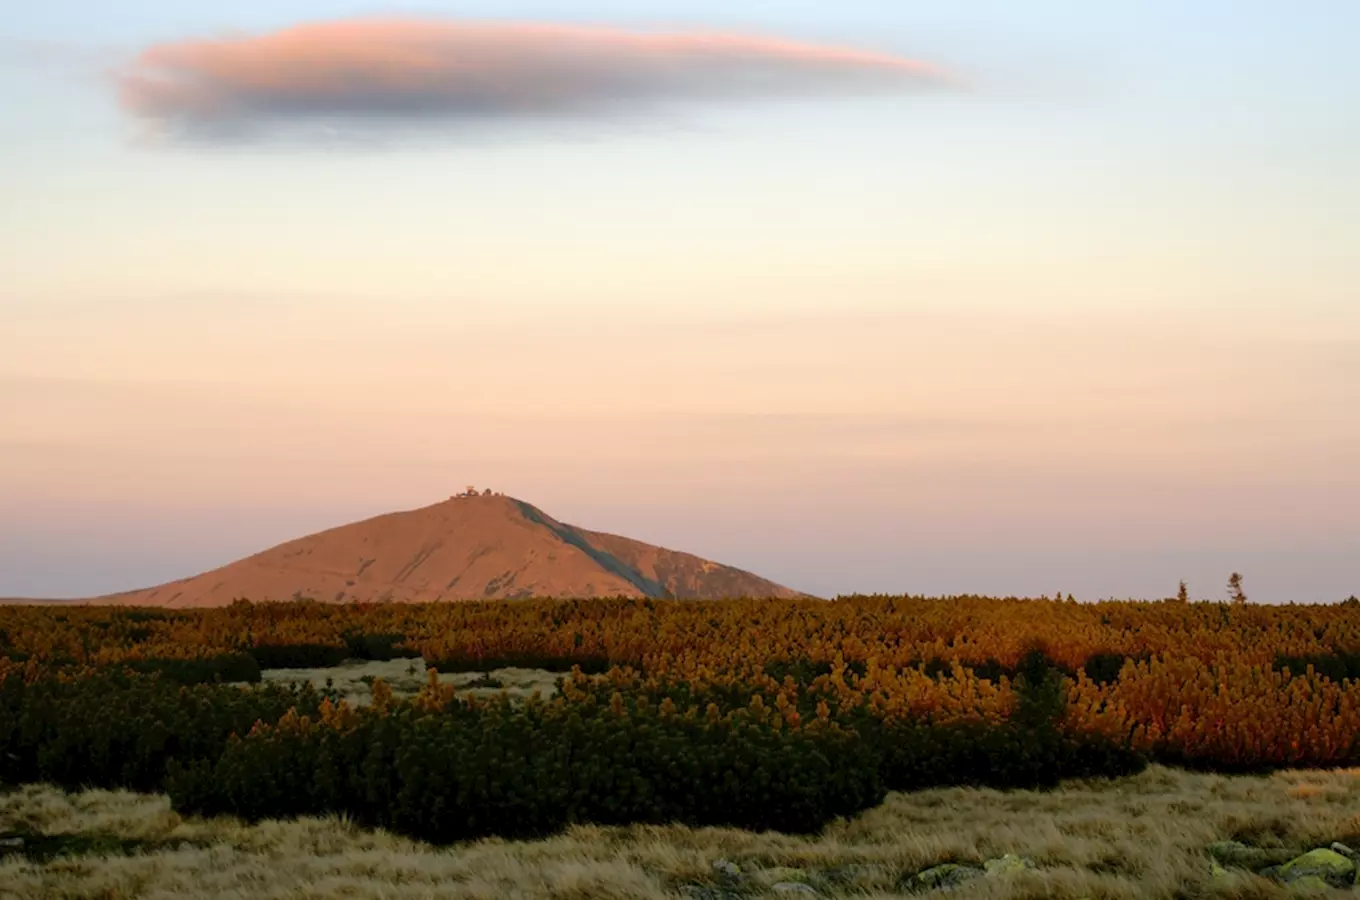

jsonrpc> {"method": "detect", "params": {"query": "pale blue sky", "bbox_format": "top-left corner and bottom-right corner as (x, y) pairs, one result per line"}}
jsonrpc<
(1, 2), (1357, 601)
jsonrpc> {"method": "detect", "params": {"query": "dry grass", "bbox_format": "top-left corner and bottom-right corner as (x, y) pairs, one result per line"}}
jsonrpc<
(247, 658), (563, 706)
(5, 766), (1360, 899)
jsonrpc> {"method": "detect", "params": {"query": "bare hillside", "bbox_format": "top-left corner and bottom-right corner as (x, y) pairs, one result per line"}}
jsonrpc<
(97, 494), (807, 607)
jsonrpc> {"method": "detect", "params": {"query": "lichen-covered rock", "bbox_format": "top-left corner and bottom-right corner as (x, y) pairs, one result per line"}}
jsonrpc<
(983, 854), (1035, 876)
(905, 863), (985, 892)
(1205, 840), (1280, 871)
(1287, 874), (1333, 892)
(1209, 861), (1231, 878)
(1206, 840), (1249, 859)
(712, 859), (742, 880)
(1278, 848), (1355, 887)
(772, 884), (820, 896)
(687, 859), (744, 899)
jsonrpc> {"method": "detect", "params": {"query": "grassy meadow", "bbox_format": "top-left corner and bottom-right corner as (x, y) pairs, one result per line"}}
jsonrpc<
(6, 766), (1360, 899)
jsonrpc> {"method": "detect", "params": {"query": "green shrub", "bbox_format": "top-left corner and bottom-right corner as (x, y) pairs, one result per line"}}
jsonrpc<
(249, 644), (350, 669)
(1274, 652), (1360, 684)
(4, 654), (1144, 844)
(344, 632), (419, 661)
(169, 694), (884, 841)
(864, 652), (1145, 792)
(121, 654), (261, 685)
(0, 666), (325, 792)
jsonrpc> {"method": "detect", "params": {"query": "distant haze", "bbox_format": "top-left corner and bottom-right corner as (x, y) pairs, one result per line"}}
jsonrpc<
(2, 1), (1357, 603)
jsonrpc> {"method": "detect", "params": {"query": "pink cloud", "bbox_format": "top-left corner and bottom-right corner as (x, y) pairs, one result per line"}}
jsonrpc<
(115, 18), (953, 140)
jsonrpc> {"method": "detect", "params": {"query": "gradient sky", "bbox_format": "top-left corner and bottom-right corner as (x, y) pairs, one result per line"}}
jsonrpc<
(2, 1), (1358, 602)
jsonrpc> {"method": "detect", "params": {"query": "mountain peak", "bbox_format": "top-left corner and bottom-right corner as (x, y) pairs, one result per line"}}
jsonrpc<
(99, 495), (808, 607)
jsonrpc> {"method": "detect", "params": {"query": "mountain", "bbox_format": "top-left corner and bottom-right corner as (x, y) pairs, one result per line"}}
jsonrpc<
(97, 493), (808, 607)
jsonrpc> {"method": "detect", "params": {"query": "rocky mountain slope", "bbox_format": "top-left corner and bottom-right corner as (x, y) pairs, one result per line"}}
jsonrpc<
(98, 493), (807, 607)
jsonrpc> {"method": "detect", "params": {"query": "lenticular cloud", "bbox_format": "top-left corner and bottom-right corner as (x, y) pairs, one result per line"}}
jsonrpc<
(115, 18), (952, 141)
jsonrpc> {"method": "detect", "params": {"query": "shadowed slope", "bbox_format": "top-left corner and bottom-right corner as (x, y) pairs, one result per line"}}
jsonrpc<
(511, 500), (670, 598)
(95, 494), (806, 607)
(580, 529), (809, 600)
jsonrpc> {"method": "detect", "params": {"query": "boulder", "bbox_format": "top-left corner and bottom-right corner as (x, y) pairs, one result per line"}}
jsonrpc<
(1206, 840), (1276, 871)
(1277, 848), (1355, 887)
(688, 859), (743, 899)
(712, 859), (742, 880)
(1287, 874), (1333, 892)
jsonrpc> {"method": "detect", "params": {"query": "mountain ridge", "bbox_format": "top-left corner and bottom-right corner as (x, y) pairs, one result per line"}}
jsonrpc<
(86, 493), (808, 607)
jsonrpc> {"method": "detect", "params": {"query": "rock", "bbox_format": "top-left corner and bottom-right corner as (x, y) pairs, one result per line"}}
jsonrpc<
(1206, 840), (1248, 859)
(1209, 861), (1231, 878)
(983, 854), (1035, 876)
(712, 859), (742, 880)
(1278, 848), (1355, 887)
(1287, 874), (1333, 891)
(906, 863), (985, 892)
(1206, 840), (1276, 871)
(772, 885), (820, 896)
(1330, 841), (1358, 860)
(688, 859), (743, 899)
(0, 836), (24, 850)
